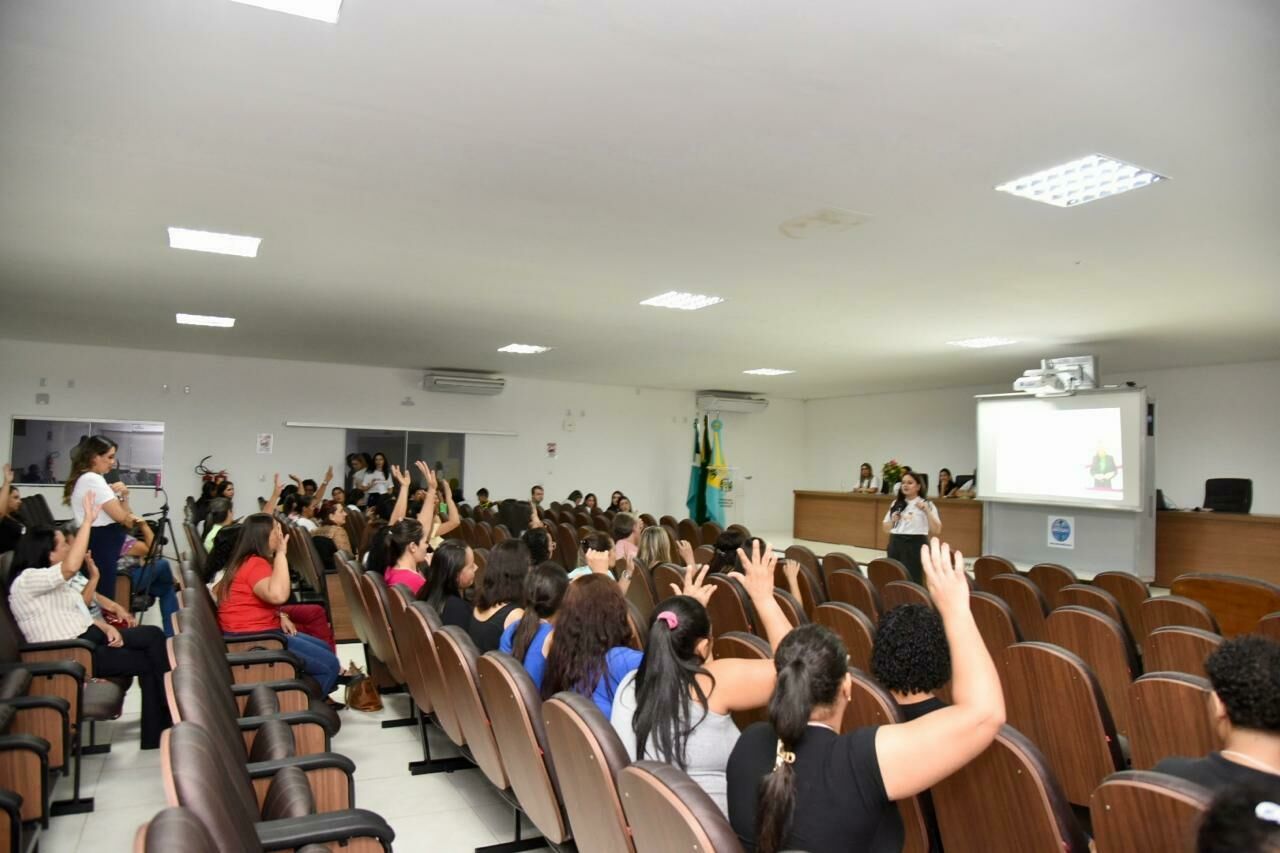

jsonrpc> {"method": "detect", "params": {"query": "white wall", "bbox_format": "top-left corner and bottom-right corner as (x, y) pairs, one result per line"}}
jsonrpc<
(803, 360), (1280, 515)
(0, 339), (804, 532)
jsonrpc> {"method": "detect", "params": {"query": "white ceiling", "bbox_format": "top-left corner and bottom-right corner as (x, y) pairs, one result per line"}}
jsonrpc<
(2, 0), (1278, 399)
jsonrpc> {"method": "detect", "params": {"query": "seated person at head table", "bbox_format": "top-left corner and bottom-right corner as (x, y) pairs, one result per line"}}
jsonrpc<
(936, 468), (959, 498)
(1156, 636), (1280, 791)
(852, 462), (880, 494)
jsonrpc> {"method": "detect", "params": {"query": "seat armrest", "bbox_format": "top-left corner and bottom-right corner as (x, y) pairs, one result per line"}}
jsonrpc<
(254, 809), (394, 851)
(0, 695), (71, 717)
(246, 751), (356, 779)
(231, 678), (315, 697)
(226, 650), (304, 669)
(238, 710), (331, 731)
(0, 660), (85, 682)
(223, 632), (288, 648)
(19, 639), (95, 654)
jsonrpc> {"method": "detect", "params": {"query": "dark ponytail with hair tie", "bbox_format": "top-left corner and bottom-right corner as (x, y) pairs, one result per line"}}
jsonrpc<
(632, 596), (714, 770)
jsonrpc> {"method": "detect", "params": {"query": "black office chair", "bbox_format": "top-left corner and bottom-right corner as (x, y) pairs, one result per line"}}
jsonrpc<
(1203, 478), (1251, 513)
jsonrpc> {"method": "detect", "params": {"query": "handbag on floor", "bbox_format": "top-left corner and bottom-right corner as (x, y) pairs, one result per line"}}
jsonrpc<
(344, 662), (383, 711)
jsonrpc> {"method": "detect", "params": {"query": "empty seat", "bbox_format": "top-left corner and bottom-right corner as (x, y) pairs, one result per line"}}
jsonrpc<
(1057, 584), (1125, 628)
(555, 525), (579, 571)
(820, 552), (859, 589)
(1092, 572), (1150, 648)
(617, 761), (743, 853)
(1202, 477), (1252, 513)
(543, 692), (635, 853)
(1003, 643), (1125, 806)
(868, 558), (909, 591)
(392, 602), (470, 776)
(676, 519), (700, 547)
(1141, 595), (1220, 637)
(1144, 626), (1222, 678)
(699, 521), (723, 546)
(813, 603), (876, 673)
(881, 580), (933, 611)
(693, 544), (717, 566)
(1128, 672), (1221, 770)
(969, 592), (1022, 705)
(972, 555), (1017, 592)
(932, 725), (1089, 853)
(1171, 573), (1280, 638)
(771, 588), (807, 627)
(624, 564), (658, 621)
(988, 574), (1051, 642)
(1027, 563), (1078, 609)
(1045, 606), (1140, 737)
(827, 569), (881, 625)
(1089, 771), (1212, 853)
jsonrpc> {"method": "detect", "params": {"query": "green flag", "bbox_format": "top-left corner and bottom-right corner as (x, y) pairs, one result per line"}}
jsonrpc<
(685, 419), (706, 520)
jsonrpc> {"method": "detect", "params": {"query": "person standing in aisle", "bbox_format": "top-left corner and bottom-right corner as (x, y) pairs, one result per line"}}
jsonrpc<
(882, 472), (941, 584)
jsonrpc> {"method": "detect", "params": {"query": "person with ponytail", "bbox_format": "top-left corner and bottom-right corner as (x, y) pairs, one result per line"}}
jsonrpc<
(64, 435), (141, 603)
(499, 562), (569, 687)
(382, 518), (429, 595)
(611, 541), (795, 815)
(422, 541), (476, 627)
(727, 538), (1005, 853)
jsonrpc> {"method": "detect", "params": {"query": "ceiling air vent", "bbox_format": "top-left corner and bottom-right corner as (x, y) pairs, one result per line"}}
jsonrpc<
(422, 371), (506, 396)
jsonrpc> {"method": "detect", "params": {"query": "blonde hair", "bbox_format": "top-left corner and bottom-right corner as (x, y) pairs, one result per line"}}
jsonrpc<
(636, 525), (672, 567)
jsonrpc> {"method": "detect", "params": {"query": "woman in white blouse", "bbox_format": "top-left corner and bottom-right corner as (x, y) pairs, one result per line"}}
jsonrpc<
(852, 462), (880, 494)
(882, 471), (941, 584)
(9, 493), (171, 748)
(61, 436), (143, 606)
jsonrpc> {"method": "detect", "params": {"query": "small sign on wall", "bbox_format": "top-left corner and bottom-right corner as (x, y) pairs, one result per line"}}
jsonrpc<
(257, 433), (274, 455)
(1047, 514), (1075, 549)
(546, 442), (557, 459)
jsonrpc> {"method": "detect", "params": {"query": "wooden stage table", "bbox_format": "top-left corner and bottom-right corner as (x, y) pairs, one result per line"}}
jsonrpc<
(1155, 510), (1280, 587)
(792, 491), (984, 558)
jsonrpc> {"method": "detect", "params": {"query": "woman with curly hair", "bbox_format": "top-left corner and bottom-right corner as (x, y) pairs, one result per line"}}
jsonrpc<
(540, 573), (640, 717)
(871, 603), (952, 719)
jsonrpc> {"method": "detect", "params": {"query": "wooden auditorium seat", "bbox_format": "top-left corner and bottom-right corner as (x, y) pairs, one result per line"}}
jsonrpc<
(727, 523), (752, 539)
(1171, 572), (1280, 637)
(1045, 606), (1140, 738)
(988, 574), (1051, 642)
(693, 544), (716, 566)
(774, 559), (826, 618)
(704, 575), (755, 638)
(827, 569), (881, 625)
(617, 761), (743, 853)
(814, 602), (876, 673)
(820, 551), (859, 589)
(1141, 595), (1220, 637)
(771, 588), (807, 627)
(554, 524), (579, 571)
(868, 557), (909, 592)
(881, 580), (933, 611)
(969, 592), (1022, 705)
(1027, 563), (1078, 610)
(1091, 572), (1150, 646)
(1128, 672), (1221, 770)
(676, 519), (700, 547)
(1143, 626), (1222, 678)
(650, 563), (686, 605)
(1089, 771), (1212, 853)
(711, 632), (772, 730)
(396, 602), (470, 775)
(1257, 611), (1280, 641)
(624, 563), (658, 621)
(699, 521), (723, 546)
(783, 544), (820, 577)
(972, 555), (1017, 592)
(1056, 584), (1127, 631)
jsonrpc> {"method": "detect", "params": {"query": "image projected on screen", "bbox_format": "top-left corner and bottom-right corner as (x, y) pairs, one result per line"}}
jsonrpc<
(993, 407), (1125, 502)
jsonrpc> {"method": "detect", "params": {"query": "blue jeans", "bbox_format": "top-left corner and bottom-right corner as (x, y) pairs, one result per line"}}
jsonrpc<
(128, 557), (179, 637)
(225, 630), (340, 696)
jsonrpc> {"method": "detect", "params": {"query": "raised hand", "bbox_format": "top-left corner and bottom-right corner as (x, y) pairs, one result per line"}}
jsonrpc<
(277, 531), (290, 555)
(323, 465), (334, 481)
(585, 547), (612, 575)
(671, 563), (716, 607)
(676, 539), (696, 569)
(783, 558), (802, 588)
(920, 538), (968, 616)
(85, 553), (100, 579)
(729, 539), (777, 603)
(1, 463), (11, 485)
(289, 474), (303, 484)
(414, 461), (437, 492)
(391, 465), (410, 488)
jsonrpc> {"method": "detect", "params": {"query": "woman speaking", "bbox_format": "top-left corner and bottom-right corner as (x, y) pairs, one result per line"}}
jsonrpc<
(882, 471), (941, 584)
(64, 436), (139, 603)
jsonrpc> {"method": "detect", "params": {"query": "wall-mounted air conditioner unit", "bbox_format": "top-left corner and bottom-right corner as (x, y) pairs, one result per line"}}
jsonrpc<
(696, 392), (769, 414)
(423, 371), (506, 396)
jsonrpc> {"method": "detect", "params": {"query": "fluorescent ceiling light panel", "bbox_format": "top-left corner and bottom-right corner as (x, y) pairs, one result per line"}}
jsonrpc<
(497, 343), (551, 354)
(743, 368), (795, 376)
(995, 154), (1165, 207)
(167, 227), (261, 258)
(228, 0), (342, 23)
(947, 336), (1018, 349)
(640, 291), (724, 311)
(176, 313), (236, 328)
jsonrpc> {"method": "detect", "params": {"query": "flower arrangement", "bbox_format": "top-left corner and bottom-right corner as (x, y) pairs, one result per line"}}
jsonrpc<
(881, 459), (906, 490)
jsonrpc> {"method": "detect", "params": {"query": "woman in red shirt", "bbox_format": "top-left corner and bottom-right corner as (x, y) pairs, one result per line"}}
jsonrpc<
(215, 514), (341, 695)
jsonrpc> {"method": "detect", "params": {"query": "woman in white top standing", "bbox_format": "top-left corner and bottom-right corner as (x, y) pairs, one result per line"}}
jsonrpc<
(363, 452), (392, 513)
(63, 436), (141, 605)
(882, 471), (941, 584)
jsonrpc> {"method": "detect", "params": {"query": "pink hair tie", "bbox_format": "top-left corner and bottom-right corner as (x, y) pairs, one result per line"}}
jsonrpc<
(656, 611), (679, 630)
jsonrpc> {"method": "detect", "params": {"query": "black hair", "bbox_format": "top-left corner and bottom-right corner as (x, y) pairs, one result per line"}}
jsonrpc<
(1196, 780), (1280, 853)
(632, 596), (714, 770)
(204, 524), (243, 583)
(302, 478), (317, 491)
(370, 452), (390, 473)
(9, 526), (60, 588)
(477, 488), (489, 498)
(62, 435), (117, 505)
(521, 527), (553, 565)
(611, 512), (637, 543)
(214, 480), (234, 498)
(578, 532), (614, 568)
(206, 498), (233, 528)
(583, 493), (598, 508)
(890, 471), (925, 517)
(282, 493), (311, 516)
(531, 484), (543, 494)
(567, 490), (583, 502)
(1205, 636), (1280, 733)
(198, 481), (218, 501)
(757, 624), (849, 853)
(475, 539), (531, 610)
(386, 519), (426, 566)
(365, 524), (394, 573)
(710, 529), (746, 573)
(423, 541), (469, 608)
(871, 604), (951, 695)
(217, 514), (276, 601)
(510, 562), (569, 661)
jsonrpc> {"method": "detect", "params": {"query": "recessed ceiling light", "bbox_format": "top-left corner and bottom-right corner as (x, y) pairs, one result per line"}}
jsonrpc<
(228, 0), (342, 23)
(167, 227), (261, 258)
(640, 291), (724, 311)
(743, 368), (795, 376)
(996, 154), (1165, 208)
(497, 343), (551, 354)
(947, 336), (1018, 349)
(176, 313), (236, 328)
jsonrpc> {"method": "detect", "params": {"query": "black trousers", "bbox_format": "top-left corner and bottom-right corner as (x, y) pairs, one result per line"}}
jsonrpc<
(887, 533), (929, 586)
(79, 624), (172, 749)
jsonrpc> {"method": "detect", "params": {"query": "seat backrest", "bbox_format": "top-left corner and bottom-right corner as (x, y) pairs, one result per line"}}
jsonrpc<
(474, 521), (494, 550)
(1144, 626), (1222, 679)
(343, 510), (366, 558)
(139, 807), (219, 853)
(639, 513), (658, 528)
(408, 603), (464, 745)
(1090, 770), (1212, 853)
(1141, 595), (1220, 636)
(989, 574), (1050, 642)
(492, 524), (510, 544)
(704, 575), (754, 637)
(774, 561), (825, 617)
(783, 544), (819, 577)
(1045, 606), (1139, 737)
(1257, 611), (1280, 642)
(593, 515), (612, 533)
(162, 722), (263, 852)
(1171, 572), (1280, 638)
(827, 569), (881, 625)
(554, 525), (579, 571)
(433, 626), (508, 788)
(286, 527), (327, 599)
(477, 653), (569, 843)
(972, 555), (1017, 592)
(334, 554), (374, 647)
(1128, 672), (1221, 770)
(819, 552), (859, 589)
(17, 494), (55, 528)
(881, 580), (933, 611)
(1056, 583), (1125, 627)
(651, 563), (685, 606)
(699, 522), (723, 546)
(932, 725), (1089, 853)
(387, 586), (431, 714)
(543, 692), (636, 853)
(711, 631), (772, 730)
(182, 523), (207, 575)
(1203, 477), (1252, 514)
(617, 761), (744, 853)
(969, 591), (1021, 704)
(693, 544), (716, 566)
(359, 572), (405, 684)
(660, 525), (680, 557)
(1003, 642), (1124, 805)
(771, 588), (807, 627)
(813, 602), (876, 673)
(676, 519), (700, 547)
(624, 564), (657, 621)
(1091, 572), (1149, 647)
(867, 557), (909, 591)
(170, 633), (252, 754)
(1027, 563), (1078, 609)
(658, 515), (678, 530)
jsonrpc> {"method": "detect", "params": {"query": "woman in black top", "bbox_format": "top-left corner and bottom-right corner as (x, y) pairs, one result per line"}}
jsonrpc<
(936, 468), (958, 498)
(422, 541), (477, 628)
(467, 539), (529, 652)
(726, 539), (1005, 853)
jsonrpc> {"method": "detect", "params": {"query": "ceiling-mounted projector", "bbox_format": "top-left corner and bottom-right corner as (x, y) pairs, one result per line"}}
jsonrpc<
(1012, 356), (1098, 397)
